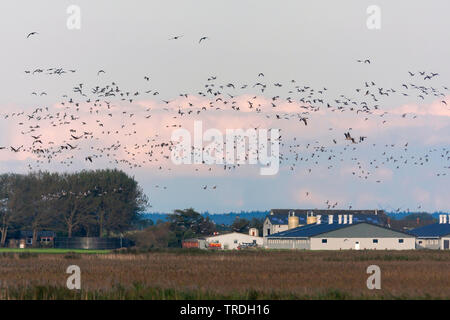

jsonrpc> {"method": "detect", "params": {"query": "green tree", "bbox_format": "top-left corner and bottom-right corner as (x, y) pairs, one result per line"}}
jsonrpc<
(15, 172), (59, 247)
(168, 208), (215, 247)
(231, 217), (250, 233)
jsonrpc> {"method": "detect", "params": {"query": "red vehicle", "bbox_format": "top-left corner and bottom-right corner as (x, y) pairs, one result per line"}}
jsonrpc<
(208, 243), (221, 249)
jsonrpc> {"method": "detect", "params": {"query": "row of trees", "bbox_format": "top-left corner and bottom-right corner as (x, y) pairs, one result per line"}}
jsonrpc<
(0, 169), (148, 246)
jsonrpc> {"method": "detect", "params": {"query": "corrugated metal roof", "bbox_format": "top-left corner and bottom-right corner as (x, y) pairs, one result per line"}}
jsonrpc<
(267, 222), (412, 238)
(20, 230), (56, 237)
(267, 222), (349, 238)
(409, 223), (450, 238)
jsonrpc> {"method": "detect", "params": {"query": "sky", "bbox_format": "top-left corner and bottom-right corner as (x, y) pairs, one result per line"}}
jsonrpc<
(0, 1), (449, 213)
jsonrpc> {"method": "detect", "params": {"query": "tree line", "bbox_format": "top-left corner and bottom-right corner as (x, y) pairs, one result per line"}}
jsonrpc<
(0, 169), (148, 247)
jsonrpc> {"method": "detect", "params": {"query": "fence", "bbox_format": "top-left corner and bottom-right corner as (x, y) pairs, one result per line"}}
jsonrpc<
(54, 237), (133, 250)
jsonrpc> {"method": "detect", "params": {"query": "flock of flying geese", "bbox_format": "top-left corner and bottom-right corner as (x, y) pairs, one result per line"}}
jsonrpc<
(4, 31), (449, 210)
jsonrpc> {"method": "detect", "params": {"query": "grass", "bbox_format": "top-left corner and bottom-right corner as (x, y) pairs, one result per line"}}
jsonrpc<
(0, 250), (448, 300)
(0, 248), (111, 254)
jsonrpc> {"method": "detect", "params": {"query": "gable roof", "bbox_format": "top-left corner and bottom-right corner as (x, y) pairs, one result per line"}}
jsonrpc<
(409, 223), (450, 238)
(267, 222), (413, 239)
(267, 222), (350, 238)
(20, 230), (56, 238)
(206, 232), (260, 240)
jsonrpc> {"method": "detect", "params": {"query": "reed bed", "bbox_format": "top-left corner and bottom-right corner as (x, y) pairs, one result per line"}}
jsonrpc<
(0, 250), (448, 299)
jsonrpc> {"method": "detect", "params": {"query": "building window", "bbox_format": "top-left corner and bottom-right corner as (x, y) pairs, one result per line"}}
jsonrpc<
(322, 239), (327, 244)
(267, 229), (271, 235)
(234, 240), (238, 244)
(398, 239), (404, 244)
(373, 239), (378, 244)
(418, 241), (422, 244)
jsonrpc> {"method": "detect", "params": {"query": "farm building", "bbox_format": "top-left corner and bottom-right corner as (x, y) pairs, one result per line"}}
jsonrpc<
(410, 215), (450, 250)
(265, 216), (415, 250)
(205, 232), (263, 250)
(14, 231), (56, 248)
(182, 238), (208, 249)
(263, 209), (387, 237)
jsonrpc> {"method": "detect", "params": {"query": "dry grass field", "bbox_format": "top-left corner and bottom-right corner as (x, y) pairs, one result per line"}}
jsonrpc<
(0, 250), (449, 299)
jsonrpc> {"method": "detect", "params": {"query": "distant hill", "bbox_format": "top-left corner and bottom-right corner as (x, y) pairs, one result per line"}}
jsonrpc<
(142, 211), (448, 226)
(142, 211), (269, 226)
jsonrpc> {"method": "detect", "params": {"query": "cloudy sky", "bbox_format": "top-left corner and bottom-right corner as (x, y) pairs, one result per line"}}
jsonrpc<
(0, 1), (449, 213)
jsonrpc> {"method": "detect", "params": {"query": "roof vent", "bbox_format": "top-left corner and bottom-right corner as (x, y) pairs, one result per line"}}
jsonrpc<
(316, 215), (322, 224)
(338, 215), (342, 224)
(343, 215), (348, 224)
(349, 214), (353, 224)
(328, 215), (333, 224)
(443, 215), (448, 224)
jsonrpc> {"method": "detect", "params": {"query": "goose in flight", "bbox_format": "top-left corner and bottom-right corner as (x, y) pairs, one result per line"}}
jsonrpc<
(10, 145), (23, 152)
(199, 36), (209, 43)
(26, 32), (38, 38)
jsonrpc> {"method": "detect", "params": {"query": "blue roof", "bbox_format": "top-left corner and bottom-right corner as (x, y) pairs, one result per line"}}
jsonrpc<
(267, 213), (383, 226)
(268, 222), (361, 238)
(409, 223), (450, 238)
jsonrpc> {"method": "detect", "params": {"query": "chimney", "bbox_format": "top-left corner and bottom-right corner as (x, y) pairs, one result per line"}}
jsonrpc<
(317, 215), (322, 224)
(328, 215), (333, 224)
(343, 215), (348, 224)
(416, 217), (420, 225)
(375, 209), (378, 215)
(338, 215), (342, 224)
(349, 214), (353, 224)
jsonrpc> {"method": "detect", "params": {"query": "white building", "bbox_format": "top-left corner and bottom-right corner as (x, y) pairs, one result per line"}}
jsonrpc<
(205, 232), (263, 250)
(410, 215), (450, 250)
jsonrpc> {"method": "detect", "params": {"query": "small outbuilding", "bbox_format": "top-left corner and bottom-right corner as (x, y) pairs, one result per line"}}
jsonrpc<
(19, 231), (56, 248)
(182, 238), (208, 249)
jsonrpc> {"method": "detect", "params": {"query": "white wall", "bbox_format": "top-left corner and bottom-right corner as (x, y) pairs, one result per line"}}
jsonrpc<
(416, 238), (440, 250)
(263, 219), (289, 237)
(206, 232), (263, 250)
(310, 237), (415, 250)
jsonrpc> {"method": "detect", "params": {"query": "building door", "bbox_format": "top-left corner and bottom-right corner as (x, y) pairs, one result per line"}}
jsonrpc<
(355, 241), (360, 250)
(444, 240), (449, 250)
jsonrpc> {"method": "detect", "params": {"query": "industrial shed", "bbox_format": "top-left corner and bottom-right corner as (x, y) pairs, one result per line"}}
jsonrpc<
(265, 222), (415, 250)
(410, 215), (450, 250)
